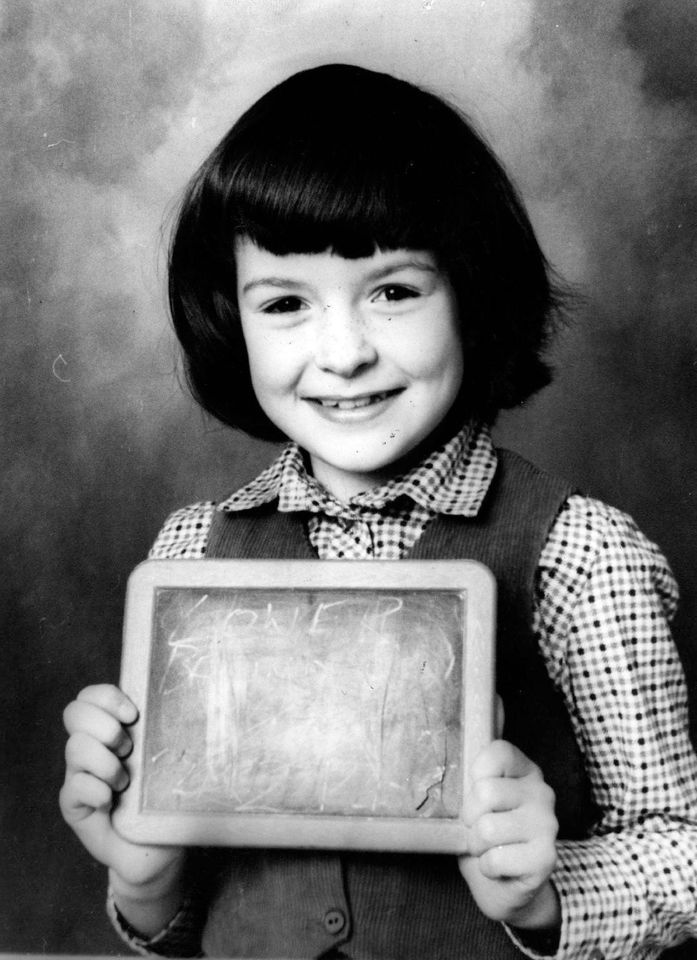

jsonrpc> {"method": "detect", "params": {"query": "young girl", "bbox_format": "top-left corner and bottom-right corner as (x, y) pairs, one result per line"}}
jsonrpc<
(60, 64), (697, 959)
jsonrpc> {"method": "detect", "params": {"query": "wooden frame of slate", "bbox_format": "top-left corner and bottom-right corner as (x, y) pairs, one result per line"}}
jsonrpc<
(114, 558), (495, 854)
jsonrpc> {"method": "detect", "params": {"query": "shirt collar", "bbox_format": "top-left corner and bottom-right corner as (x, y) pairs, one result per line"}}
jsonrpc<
(218, 422), (497, 519)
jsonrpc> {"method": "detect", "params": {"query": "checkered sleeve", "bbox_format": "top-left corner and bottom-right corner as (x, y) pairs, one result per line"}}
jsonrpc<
(107, 886), (204, 957)
(147, 502), (216, 559)
(528, 495), (697, 960)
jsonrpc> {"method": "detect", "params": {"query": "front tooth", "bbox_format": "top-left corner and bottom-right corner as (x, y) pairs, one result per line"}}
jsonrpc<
(318, 392), (389, 410)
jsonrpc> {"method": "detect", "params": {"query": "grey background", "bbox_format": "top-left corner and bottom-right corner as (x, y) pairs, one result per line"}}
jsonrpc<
(1, 0), (696, 953)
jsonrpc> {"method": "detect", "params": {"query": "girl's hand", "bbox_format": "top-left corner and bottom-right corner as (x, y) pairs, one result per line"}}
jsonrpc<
(459, 740), (560, 931)
(60, 684), (186, 931)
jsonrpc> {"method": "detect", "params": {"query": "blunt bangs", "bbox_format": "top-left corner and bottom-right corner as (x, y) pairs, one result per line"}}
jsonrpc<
(225, 150), (423, 260)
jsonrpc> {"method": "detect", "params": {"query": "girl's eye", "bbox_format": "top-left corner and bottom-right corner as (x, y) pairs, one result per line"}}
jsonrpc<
(373, 284), (419, 303)
(262, 296), (304, 314)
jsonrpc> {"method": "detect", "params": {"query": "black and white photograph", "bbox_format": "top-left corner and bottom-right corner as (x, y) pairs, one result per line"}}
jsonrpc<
(2, 2), (697, 957)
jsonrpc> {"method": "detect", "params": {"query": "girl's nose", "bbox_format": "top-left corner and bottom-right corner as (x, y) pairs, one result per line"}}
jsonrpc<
(314, 305), (378, 377)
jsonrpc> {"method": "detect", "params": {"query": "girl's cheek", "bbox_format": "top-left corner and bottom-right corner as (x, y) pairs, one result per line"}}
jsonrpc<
(245, 334), (282, 376)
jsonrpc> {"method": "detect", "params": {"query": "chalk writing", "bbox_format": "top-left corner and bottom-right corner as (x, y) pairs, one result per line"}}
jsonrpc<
(143, 587), (463, 819)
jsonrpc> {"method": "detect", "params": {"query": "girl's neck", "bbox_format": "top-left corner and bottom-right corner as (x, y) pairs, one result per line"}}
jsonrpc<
(308, 457), (396, 503)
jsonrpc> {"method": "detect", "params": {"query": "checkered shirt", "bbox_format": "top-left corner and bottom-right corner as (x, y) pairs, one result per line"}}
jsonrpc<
(116, 423), (697, 960)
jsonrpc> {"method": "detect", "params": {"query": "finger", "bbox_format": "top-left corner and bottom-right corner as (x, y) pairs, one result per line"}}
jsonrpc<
(469, 810), (529, 856)
(76, 685), (138, 724)
(65, 731), (130, 791)
(60, 771), (113, 824)
(477, 839), (557, 883)
(468, 804), (558, 857)
(465, 773), (555, 827)
(63, 701), (133, 757)
(464, 776), (527, 825)
(470, 740), (542, 782)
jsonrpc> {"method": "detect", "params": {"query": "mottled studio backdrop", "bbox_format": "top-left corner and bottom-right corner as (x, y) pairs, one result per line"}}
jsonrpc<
(2, 0), (696, 953)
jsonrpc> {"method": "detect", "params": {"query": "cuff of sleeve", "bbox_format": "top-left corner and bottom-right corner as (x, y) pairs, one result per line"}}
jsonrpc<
(504, 921), (562, 959)
(543, 839), (644, 960)
(502, 881), (566, 959)
(107, 886), (203, 958)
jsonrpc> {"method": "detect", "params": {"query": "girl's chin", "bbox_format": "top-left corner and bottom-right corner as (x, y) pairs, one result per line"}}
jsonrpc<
(307, 445), (415, 497)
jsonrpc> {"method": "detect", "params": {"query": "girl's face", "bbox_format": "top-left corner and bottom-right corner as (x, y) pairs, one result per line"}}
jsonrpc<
(235, 237), (463, 501)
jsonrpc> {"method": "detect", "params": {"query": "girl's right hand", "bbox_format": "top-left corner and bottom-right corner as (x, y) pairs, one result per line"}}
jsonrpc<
(60, 684), (185, 894)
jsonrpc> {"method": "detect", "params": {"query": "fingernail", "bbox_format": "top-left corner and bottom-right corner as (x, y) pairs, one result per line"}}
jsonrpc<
(116, 769), (130, 792)
(117, 700), (137, 724)
(115, 736), (132, 758)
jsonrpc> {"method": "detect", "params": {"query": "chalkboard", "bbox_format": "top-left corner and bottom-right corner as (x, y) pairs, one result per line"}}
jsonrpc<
(114, 559), (495, 853)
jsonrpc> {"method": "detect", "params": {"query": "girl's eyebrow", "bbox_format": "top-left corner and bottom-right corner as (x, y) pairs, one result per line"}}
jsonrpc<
(366, 259), (438, 282)
(241, 259), (437, 296)
(241, 277), (305, 295)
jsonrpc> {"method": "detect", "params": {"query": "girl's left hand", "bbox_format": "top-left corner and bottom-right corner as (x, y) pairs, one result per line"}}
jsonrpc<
(459, 740), (560, 931)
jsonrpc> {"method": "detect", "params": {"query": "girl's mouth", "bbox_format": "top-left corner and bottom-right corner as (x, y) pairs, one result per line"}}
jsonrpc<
(310, 389), (400, 410)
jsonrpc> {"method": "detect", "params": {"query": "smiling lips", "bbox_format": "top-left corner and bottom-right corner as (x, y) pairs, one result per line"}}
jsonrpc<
(308, 389), (401, 410)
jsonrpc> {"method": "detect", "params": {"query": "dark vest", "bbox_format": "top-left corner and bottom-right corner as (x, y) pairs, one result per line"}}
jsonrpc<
(196, 449), (597, 959)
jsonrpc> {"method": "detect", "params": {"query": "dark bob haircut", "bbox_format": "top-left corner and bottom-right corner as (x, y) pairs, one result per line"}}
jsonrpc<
(169, 63), (564, 440)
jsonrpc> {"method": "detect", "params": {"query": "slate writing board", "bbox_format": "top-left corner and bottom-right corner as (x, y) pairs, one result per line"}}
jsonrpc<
(114, 559), (495, 853)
